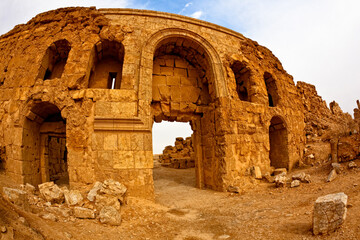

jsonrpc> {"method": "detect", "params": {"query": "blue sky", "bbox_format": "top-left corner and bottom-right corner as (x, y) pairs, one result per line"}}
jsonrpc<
(1, 0), (360, 153)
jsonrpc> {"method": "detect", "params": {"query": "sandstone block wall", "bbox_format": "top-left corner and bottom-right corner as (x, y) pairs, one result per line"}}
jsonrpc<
(0, 7), (306, 198)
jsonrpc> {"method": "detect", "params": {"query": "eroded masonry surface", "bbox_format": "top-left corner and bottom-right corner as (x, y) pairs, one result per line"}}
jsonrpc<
(0, 7), (359, 199)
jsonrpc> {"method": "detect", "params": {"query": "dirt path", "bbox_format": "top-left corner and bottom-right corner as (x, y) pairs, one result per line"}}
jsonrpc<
(1, 161), (360, 239)
(152, 162), (360, 240)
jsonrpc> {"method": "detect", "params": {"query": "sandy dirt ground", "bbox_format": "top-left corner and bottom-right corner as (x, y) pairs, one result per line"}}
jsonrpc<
(1, 160), (360, 240)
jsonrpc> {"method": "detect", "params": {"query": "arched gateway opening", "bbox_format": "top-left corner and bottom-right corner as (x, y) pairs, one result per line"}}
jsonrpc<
(22, 102), (68, 186)
(151, 35), (215, 190)
(269, 116), (289, 169)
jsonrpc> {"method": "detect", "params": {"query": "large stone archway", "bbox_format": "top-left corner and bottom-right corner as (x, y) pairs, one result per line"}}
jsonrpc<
(139, 29), (230, 190)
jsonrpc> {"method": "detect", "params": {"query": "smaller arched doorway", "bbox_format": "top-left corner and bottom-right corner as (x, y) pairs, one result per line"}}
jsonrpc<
(269, 116), (289, 169)
(22, 102), (68, 186)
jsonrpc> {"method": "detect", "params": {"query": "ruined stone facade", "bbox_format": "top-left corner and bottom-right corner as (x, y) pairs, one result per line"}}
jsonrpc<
(297, 82), (359, 165)
(159, 137), (195, 169)
(0, 7), (306, 199)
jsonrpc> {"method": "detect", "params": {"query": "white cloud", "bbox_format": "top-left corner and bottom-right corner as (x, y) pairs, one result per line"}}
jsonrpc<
(192, 0), (360, 114)
(0, 0), (131, 35)
(190, 10), (203, 19)
(178, 2), (192, 15)
(185, 2), (193, 8)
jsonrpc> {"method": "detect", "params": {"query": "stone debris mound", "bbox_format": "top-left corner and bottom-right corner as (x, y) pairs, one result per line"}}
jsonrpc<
(1, 179), (126, 226)
(159, 137), (195, 169)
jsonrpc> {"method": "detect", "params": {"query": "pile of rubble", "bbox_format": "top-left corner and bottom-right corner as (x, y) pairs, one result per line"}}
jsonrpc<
(1, 179), (126, 226)
(159, 137), (195, 169)
(297, 82), (357, 141)
(268, 169), (312, 188)
(270, 160), (358, 188)
(226, 167), (312, 192)
(297, 82), (360, 166)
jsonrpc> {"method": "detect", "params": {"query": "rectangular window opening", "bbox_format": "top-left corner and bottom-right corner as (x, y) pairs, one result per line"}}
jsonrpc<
(108, 72), (118, 89)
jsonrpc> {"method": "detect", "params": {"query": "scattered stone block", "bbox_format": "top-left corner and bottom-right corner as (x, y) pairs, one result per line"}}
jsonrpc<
(331, 163), (342, 174)
(292, 172), (311, 183)
(95, 194), (121, 211)
(38, 182), (64, 204)
(74, 207), (95, 219)
(274, 173), (288, 187)
(251, 166), (262, 179)
(313, 192), (348, 235)
(2, 187), (28, 209)
(1, 225), (7, 233)
(327, 169), (337, 182)
(45, 206), (72, 218)
(64, 189), (83, 206)
(218, 235), (230, 239)
(290, 180), (300, 188)
(303, 174), (312, 183)
(227, 186), (240, 193)
(99, 206), (122, 226)
(292, 172), (305, 181)
(263, 172), (274, 183)
(96, 179), (127, 206)
(20, 183), (35, 195)
(348, 161), (357, 169)
(40, 213), (57, 222)
(100, 179), (127, 198)
(273, 168), (287, 176)
(87, 181), (102, 202)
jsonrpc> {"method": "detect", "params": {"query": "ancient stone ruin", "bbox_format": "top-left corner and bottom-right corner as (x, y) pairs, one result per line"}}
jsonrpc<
(159, 137), (195, 169)
(297, 82), (360, 166)
(0, 7), (359, 201)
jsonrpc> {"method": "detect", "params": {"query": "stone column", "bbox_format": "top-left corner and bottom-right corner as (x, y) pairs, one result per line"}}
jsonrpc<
(330, 138), (338, 163)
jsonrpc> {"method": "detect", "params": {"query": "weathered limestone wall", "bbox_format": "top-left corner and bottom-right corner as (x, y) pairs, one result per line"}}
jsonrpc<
(0, 7), (306, 198)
